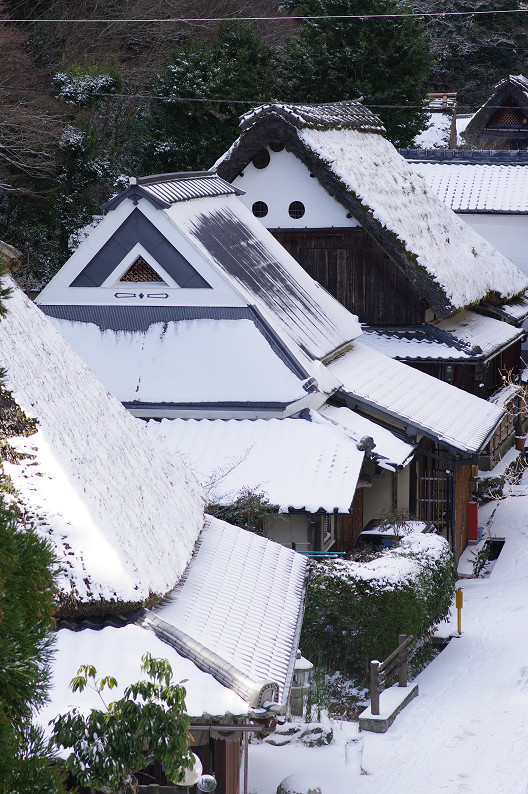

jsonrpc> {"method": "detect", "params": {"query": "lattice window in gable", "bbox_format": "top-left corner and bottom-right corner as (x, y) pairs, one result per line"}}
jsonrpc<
(120, 257), (166, 283)
(487, 103), (527, 129)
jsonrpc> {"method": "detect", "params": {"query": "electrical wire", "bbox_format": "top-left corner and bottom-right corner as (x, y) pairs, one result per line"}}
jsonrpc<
(1, 8), (528, 23)
(0, 84), (507, 111)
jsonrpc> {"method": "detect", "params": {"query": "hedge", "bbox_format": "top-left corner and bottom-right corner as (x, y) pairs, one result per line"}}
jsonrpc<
(300, 533), (455, 679)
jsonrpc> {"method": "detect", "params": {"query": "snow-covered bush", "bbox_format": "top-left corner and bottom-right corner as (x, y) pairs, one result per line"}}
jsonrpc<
(301, 534), (455, 678)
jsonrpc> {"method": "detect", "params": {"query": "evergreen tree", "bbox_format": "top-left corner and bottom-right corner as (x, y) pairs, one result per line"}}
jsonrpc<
(142, 22), (280, 173)
(51, 655), (193, 793)
(411, 0), (528, 108)
(0, 496), (64, 793)
(281, 0), (434, 146)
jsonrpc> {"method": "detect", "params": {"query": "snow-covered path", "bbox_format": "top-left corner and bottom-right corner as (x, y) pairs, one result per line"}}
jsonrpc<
(250, 482), (528, 793)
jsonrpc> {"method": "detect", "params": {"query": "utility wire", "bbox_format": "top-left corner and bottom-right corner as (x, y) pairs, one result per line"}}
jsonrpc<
(2, 8), (528, 23)
(0, 84), (506, 110)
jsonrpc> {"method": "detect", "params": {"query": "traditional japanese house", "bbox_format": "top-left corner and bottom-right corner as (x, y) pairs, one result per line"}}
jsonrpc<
(461, 75), (528, 149)
(33, 173), (509, 559)
(0, 277), (310, 794)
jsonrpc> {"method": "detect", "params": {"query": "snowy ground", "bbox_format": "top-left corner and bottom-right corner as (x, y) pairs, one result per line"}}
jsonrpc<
(249, 472), (528, 793)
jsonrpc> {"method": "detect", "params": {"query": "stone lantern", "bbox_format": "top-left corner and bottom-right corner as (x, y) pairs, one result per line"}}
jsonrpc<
(289, 650), (313, 717)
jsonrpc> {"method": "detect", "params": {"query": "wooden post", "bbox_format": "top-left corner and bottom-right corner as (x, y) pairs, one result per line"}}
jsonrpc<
(370, 660), (380, 715)
(398, 634), (408, 687)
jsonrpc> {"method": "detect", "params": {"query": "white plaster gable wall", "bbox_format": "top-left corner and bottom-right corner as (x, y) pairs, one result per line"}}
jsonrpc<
(457, 214), (528, 278)
(231, 147), (361, 229)
(36, 197), (246, 309)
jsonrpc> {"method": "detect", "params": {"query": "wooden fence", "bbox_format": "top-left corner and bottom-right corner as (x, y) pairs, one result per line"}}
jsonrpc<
(370, 634), (413, 716)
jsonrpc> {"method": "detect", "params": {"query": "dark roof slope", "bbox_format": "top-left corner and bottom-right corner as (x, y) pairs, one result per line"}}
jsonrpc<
(239, 101), (386, 134)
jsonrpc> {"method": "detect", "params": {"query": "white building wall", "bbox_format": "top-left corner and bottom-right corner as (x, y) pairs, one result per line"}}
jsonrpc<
(232, 148), (360, 230)
(265, 513), (311, 550)
(362, 473), (393, 527)
(459, 214), (528, 277)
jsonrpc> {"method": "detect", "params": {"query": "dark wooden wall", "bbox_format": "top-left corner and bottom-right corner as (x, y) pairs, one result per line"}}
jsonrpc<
(273, 227), (424, 325)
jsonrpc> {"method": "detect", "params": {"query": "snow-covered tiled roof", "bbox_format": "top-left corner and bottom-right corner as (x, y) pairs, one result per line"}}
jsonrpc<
(329, 342), (504, 454)
(44, 315), (310, 410)
(360, 326), (473, 361)
(0, 279), (205, 610)
(240, 100), (386, 134)
(150, 516), (309, 704)
(298, 128), (528, 310)
(432, 311), (524, 359)
(38, 625), (248, 733)
(168, 193), (361, 361)
(146, 412), (364, 513)
(318, 405), (416, 470)
(491, 296), (528, 323)
(408, 162), (528, 213)
(401, 149), (528, 165)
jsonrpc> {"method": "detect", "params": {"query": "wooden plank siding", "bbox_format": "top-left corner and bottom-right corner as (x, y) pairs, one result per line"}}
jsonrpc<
(455, 465), (470, 563)
(273, 228), (425, 325)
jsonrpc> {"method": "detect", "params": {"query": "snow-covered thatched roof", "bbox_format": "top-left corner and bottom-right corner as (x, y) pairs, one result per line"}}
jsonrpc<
(463, 75), (528, 143)
(0, 279), (205, 615)
(216, 102), (528, 316)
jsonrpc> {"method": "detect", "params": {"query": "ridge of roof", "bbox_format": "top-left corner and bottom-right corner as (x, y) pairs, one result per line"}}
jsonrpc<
(401, 149), (528, 165)
(239, 100), (386, 135)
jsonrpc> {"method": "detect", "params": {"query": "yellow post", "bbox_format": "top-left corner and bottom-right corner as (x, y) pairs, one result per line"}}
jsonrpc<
(456, 587), (463, 634)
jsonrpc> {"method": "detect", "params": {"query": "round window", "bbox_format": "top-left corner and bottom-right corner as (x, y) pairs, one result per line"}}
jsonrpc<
(251, 149), (271, 169)
(288, 201), (305, 219)
(252, 201), (268, 218)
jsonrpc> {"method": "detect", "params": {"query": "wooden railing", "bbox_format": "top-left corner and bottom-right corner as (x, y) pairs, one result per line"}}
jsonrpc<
(370, 634), (413, 716)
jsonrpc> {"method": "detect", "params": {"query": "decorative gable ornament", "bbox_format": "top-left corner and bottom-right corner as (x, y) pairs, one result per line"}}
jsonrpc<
(119, 257), (166, 284)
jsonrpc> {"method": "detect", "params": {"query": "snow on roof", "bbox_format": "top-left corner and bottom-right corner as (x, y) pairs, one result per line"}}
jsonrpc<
(45, 316), (309, 409)
(150, 515), (309, 704)
(239, 100), (386, 134)
(359, 327), (473, 362)
(493, 296), (528, 323)
(298, 127), (528, 310)
(413, 112), (453, 149)
(408, 162), (528, 213)
(318, 405), (416, 470)
(0, 279), (205, 610)
(432, 310), (524, 359)
(38, 625), (248, 735)
(168, 193), (361, 361)
(146, 412), (364, 513)
(329, 342), (504, 454)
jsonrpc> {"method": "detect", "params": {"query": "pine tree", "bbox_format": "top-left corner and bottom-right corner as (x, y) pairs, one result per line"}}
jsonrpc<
(0, 497), (64, 793)
(142, 22), (280, 173)
(281, 0), (434, 146)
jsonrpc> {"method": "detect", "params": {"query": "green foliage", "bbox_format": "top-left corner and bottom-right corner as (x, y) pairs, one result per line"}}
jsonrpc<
(142, 22), (280, 173)
(411, 0), (528, 107)
(51, 653), (193, 792)
(301, 536), (455, 679)
(0, 496), (63, 793)
(206, 487), (279, 536)
(281, 0), (434, 146)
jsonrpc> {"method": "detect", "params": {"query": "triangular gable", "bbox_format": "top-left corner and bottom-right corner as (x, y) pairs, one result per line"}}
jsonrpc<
(464, 75), (528, 144)
(70, 208), (211, 289)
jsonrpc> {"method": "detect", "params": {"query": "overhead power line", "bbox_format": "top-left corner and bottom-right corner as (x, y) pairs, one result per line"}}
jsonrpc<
(2, 8), (528, 23)
(0, 83), (496, 111)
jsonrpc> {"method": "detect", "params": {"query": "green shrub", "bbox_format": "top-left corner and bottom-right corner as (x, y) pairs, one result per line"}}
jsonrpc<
(300, 534), (455, 680)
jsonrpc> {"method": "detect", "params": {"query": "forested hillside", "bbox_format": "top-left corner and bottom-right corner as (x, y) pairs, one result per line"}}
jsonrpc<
(1, 0), (527, 285)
